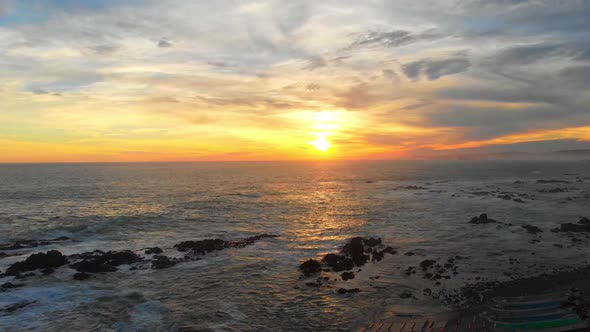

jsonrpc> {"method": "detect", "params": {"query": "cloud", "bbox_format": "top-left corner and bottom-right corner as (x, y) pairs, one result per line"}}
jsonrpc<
(402, 57), (471, 80)
(157, 39), (172, 48)
(435, 87), (563, 105)
(86, 44), (120, 55)
(349, 29), (441, 49)
(32, 89), (49, 94)
(487, 43), (579, 66)
(560, 65), (590, 88)
(303, 56), (326, 71)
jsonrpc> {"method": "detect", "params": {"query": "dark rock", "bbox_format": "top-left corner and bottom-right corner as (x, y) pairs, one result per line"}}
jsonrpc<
(0, 252), (7, 259)
(513, 198), (525, 203)
(322, 253), (354, 272)
(174, 239), (225, 253)
(1, 301), (36, 313)
(145, 247), (163, 255)
(401, 186), (427, 190)
(1, 282), (24, 289)
(299, 259), (322, 276)
(469, 213), (497, 224)
(70, 250), (142, 273)
(14, 272), (35, 279)
(400, 291), (413, 299)
(552, 217), (590, 233)
(522, 225), (543, 234)
(382, 246), (397, 255)
(337, 288), (360, 294)
(41, 268), (54, 275)
(151, 255), (178, 269)
(423, 288), (432, 296)
(554, 244), (564, 248)
(341, 271), (355, 280)
(6, 250), (68, 275)
(363, 237), (382, 247)
(0, 237), (70, 251)
(420, 259), (436, 269)
(537, 179), (569, 184)
(173, 234), (279, 254)
(342, 237), (368, 266)
(225, 234), (279, 248)
(497, 194), (512, 200)
(73, 272), (93, 280)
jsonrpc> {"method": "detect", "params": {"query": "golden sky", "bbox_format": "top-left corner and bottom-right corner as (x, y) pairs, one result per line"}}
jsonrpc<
(1, 0), (589, 162)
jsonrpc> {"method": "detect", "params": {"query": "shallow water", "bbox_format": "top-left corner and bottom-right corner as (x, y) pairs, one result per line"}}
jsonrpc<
(1, 160), (589, 331)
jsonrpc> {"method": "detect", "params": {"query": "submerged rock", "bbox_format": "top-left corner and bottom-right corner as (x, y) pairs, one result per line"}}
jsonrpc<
(469, 213), (497, 224)
(174, 234), (279, 254)
(522, 225), (543, 234)
(1, 301), (36, 313)
(0, 237), (70, 251)
(5, 250), (68, 276)
(145, 247), (163, 255)
(70, 250), (142, 273)
(73, 272), (93, 280)
(536, 179), (569, 184)
(151, 255), (179, 269)
(552, 217), (590, 233)
(174, 239), (225, 253)
(340, 271), (355, 280)
(337, 288), (360, 294)
(1, 282), (25, 289)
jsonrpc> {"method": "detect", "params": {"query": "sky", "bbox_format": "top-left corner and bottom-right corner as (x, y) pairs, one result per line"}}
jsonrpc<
(1, 0), (590, 162)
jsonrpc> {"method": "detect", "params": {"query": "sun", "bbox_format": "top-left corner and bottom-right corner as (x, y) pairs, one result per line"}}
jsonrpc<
(310, 135), (331, 151)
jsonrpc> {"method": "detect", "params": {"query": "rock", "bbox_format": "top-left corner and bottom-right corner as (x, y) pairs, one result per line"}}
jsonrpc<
(513, 198), (525, 203)
(552, 217), (590, 233)
(341, 271), (355, 280)
(14, 272), (35, 279)
(400, 291), (413, 299)
(363, 237), (382, 247)
(423, 288), (432, 296)
(342, 237), (368, 266)
(469, 213), (497, 224)
(337, 288), (360, 294)
(41, 268), (54, 275)
(401, 186), (427, 190)
(174, 239), (225, 253)
(554, 244), (564, 248)
(0, 252), (7, 258)
(522, 225), (543, 234)
(1, 301), (36, 313)
(6, 250), (68, 276)
(1, 282), (24, 289)
(0, 237), (70, 251)
(420, 259), (436, 269)
(151, 255), (178, 269)
(537, 179), (569, 184)
(299, 259), (322, 276)
(225, 234), (279, 248)
(145, 247), (163, 255)
(497, 194), (512, 200)
(382, 246), (397, 255)
(404, 252), (415, 256)
(322, 253), (354, 272)
(70, 250), (142, 273)
(173, 234), (279, 254)
(73, 272), (93, 280)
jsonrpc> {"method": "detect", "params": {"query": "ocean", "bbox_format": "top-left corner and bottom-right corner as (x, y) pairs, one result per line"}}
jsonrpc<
(1, 160), (589, 331)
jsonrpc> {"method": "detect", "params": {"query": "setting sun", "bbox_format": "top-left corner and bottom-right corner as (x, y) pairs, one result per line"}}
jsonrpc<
(310, 135), (331, 151)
